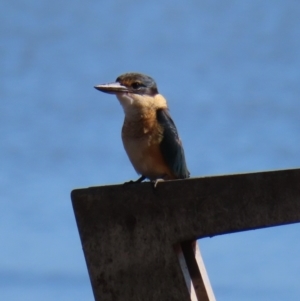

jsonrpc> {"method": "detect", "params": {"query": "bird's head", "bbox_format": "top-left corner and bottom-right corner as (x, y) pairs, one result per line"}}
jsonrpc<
(95, 72), (167, 116)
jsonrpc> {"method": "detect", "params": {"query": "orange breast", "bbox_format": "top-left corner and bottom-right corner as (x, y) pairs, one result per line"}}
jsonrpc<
(122, 113), (175, 180)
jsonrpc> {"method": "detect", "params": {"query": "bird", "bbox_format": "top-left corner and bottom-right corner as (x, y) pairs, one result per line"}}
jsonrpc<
(94, 72), (189, 185)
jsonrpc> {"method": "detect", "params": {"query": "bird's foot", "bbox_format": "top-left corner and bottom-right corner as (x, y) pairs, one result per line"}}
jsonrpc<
(152, 178), (165, 189)
(124, 175), (146, 185)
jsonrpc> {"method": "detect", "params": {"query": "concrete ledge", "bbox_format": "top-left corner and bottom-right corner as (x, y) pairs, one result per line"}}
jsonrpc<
(71, 168), (300, 301)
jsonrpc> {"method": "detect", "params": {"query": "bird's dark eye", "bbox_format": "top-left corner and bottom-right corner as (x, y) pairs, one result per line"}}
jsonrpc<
(131, 82), (142, 89)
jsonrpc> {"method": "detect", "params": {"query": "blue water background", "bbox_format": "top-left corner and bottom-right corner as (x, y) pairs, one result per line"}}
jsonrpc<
(1, 0), (300, 300)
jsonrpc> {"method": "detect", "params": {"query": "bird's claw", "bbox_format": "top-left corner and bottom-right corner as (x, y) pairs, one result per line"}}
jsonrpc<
(152, 178), (165, 189)
(124, 175), (146, 185)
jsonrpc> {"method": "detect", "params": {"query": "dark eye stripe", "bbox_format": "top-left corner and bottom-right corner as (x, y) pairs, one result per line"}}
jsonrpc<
(131, 82), (142, 89)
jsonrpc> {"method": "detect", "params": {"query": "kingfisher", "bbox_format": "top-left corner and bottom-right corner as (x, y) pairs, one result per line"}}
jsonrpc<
(94, 72), (190, 184)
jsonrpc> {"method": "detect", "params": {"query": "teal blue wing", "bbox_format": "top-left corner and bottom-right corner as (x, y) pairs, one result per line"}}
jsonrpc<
(156, 109), (190, 179)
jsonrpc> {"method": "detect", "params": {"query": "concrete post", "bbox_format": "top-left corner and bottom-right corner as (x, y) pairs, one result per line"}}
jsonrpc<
(71, 168), (300, 301)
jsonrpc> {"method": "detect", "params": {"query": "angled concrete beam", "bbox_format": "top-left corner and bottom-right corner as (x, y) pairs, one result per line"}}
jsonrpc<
(71, 168), (300, 301)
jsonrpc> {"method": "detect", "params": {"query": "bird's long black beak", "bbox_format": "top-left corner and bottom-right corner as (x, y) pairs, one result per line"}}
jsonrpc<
(94, 82), (128, 94)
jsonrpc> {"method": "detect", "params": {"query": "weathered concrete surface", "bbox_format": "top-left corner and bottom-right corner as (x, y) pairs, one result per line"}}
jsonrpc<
(71, 168), (300, 301)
